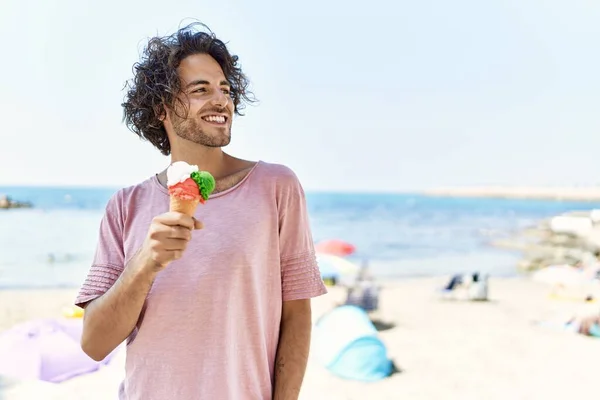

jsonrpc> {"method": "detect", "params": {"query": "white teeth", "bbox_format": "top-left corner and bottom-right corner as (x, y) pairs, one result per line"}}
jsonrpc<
(203, 115), (226, 124)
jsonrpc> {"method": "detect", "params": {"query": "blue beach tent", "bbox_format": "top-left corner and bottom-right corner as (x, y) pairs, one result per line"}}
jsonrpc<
(312, 305), (394, 381)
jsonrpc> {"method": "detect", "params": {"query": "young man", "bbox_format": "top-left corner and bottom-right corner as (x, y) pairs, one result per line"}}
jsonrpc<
(75, 22), (327, 400)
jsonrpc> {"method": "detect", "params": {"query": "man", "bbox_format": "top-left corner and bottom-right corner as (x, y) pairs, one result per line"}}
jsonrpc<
(75, 22), (327, 400)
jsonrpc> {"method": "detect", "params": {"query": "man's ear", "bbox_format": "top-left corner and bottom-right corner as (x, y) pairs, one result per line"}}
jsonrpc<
(157, 105), (168, 122)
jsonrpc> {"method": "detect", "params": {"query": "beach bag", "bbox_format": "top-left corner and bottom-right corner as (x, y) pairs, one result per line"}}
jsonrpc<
(312, 305), (393, 381)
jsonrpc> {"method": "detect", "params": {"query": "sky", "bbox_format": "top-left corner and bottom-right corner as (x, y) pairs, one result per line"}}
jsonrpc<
(0, 0), (599, 192)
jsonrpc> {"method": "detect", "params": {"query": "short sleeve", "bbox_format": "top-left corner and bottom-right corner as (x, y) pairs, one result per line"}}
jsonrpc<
(278, 168), (327, 302)
(74, 191), (126, 308)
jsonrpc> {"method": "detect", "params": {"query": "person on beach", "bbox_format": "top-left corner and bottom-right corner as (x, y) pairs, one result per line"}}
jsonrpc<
(574, 314), (600, 336)
(74, 22), (327, 400)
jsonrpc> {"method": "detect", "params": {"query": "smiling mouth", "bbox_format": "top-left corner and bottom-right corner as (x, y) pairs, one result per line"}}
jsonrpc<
(201, 115), (228, 125)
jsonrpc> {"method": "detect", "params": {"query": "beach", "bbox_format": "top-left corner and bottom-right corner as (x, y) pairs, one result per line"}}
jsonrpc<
(2, 277), (600, 400)
(2, 1), (599, 398)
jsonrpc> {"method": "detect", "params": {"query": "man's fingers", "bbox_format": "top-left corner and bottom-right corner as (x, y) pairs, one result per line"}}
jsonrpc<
(158, 250), (183, 263)
(160, 238), (190, 251)
(193, 218), (204, 230)
(167, 226), (192, 240)
(155, 212), (195, 230)
(170, 250), (183, 260)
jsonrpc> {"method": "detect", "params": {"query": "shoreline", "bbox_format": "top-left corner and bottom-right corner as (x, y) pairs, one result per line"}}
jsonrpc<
(422, 187), (600, 202)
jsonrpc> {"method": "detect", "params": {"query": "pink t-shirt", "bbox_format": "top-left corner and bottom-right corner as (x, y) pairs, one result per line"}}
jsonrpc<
(74, 161), (327, 400)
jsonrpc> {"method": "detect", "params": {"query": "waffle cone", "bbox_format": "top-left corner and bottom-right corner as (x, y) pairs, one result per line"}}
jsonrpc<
(169, 196), (200, 216)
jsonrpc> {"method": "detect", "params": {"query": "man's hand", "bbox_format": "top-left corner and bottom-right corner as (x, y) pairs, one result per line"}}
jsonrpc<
(139, 212), (203, 271)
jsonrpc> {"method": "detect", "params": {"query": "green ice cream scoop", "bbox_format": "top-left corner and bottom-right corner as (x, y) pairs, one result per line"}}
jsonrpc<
(191, 170), (216, 201)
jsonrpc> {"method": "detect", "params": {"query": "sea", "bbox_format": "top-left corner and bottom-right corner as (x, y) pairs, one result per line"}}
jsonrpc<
(1, 185), (599, 289)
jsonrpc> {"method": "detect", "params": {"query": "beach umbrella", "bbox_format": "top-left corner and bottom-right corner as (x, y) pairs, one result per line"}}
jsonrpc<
(0, 318), (118, 383)
(315, 239), (356, 256)
(317, 253), (361, 278)
(317, 257), (340, 281)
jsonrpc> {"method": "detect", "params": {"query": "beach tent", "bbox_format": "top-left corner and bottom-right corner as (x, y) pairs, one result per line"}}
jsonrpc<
(312, 305), (393, 382)
(0, 318), (120, 383)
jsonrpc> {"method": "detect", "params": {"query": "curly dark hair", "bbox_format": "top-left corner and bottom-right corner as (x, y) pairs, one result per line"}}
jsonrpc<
(121, 22), (256, 155)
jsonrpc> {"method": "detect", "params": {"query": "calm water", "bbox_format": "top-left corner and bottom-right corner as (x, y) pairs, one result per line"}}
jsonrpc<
(1, 185), (599, 288)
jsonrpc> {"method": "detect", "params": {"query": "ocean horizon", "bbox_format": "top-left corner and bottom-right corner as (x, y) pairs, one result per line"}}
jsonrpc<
(2, 185), (600, 289)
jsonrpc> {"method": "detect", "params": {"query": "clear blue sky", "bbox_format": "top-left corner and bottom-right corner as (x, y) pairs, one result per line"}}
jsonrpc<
(1, 0), (598, 191)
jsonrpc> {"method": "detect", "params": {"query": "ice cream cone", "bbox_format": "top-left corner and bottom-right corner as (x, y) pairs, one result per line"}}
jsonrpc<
(169, 196), (200, 216)
(166, 162), (216, 216)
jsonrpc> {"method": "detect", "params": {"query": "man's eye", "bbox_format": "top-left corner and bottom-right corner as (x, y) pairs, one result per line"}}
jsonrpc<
(193, 88), (207, 93)
(222, 89), (231, 95)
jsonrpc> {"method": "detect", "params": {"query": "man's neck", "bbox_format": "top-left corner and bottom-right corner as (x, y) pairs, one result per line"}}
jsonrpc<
(170, 145), (229, 178)
(156, 146), (256, 192)
(156, 144), (232, 189)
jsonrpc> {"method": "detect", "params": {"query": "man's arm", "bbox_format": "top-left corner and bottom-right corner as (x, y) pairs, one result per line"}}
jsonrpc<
(80, 212), (199, 361)
(80, 250), (158, 361)
(273, 299), (313, 400)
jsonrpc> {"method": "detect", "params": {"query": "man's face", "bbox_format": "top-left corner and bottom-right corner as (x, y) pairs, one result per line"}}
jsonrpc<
(166, 53), (234, 147)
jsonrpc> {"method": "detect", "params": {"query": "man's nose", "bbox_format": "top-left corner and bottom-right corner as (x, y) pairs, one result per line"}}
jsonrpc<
(211, 89), (229, 108)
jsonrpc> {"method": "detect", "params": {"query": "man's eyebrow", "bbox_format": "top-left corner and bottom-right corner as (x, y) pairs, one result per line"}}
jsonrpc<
(185, 79), (231, 89)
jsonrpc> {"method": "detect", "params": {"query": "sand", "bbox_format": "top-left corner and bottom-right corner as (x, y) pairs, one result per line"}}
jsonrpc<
(2, 277), (600, 400)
